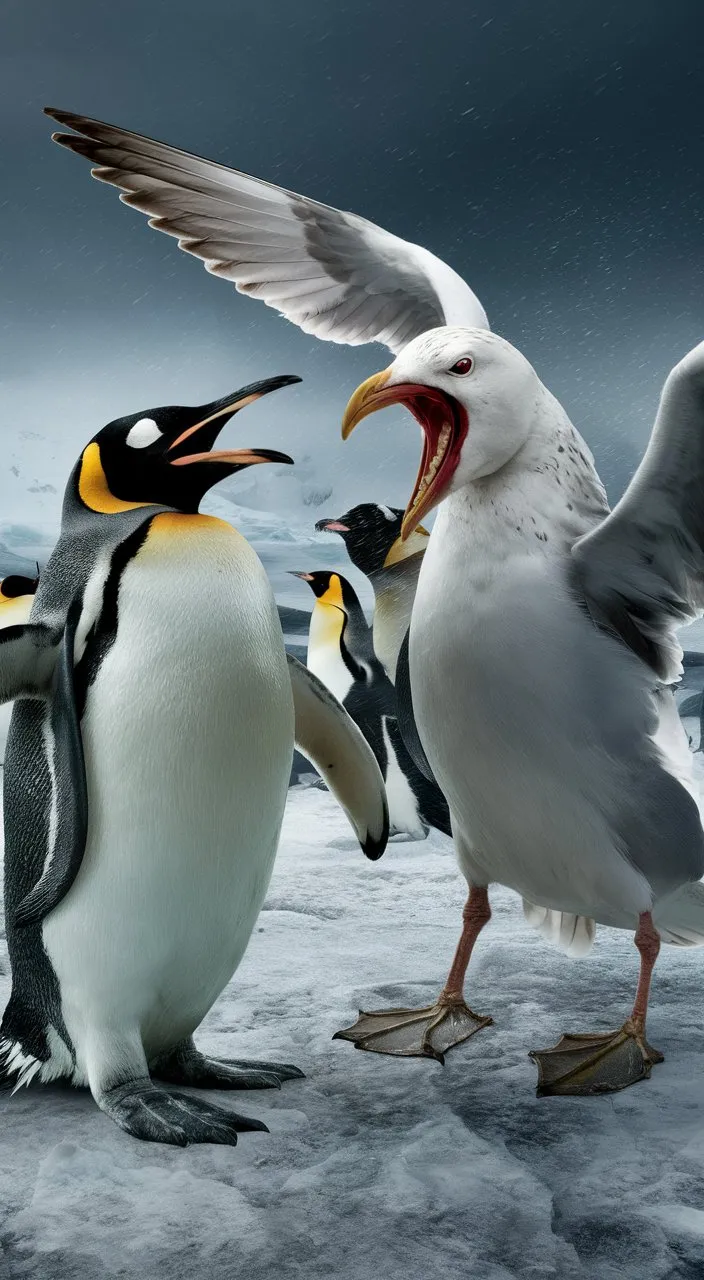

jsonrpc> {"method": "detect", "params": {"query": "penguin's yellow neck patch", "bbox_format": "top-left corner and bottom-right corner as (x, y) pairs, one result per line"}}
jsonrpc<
(0, 594), (34, 627)
(310, 595), (345, 654)
(383, 526), (429, 568)
(148, 512), (235, 536)
(78, 442), (152, 514)
(319, 574), (344, 610)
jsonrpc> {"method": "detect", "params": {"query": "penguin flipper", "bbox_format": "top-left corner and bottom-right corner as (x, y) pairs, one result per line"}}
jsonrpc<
(0, 622), (59, 703)
(287, 653), (389, 860)
(13, 600), (88, 929)
(395, 629), (437, 785)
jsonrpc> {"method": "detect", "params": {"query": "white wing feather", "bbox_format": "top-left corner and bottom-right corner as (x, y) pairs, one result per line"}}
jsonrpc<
(45, 108), (488, 354)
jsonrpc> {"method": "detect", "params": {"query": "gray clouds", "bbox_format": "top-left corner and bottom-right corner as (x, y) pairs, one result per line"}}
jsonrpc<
(1, 0), (703, 553)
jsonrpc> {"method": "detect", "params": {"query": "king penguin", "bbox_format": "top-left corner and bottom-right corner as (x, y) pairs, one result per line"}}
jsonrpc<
(0, 377), (388, 1146)
(0, 574), (40, 764)
(315, 504), (429, 681)
(0, 573), (40, 627)
(290, 569), (450, 839)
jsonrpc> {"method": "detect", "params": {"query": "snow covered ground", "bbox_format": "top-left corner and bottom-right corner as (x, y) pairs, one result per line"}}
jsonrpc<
(3, 777), (704, 1279)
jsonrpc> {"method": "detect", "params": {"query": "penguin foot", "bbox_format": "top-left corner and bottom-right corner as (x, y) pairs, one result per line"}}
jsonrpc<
(529, 1019), (664, 1097)
(333, 994), (493, 1063)
(100, 1077), (268, 1146)
(151, 1039), (304, 1089)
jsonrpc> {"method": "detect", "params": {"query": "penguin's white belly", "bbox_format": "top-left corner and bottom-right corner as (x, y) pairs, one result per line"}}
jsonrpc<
(43, 515), (294, 1070)
(381, 719), (426, 839)
(307, 645), (353, 704)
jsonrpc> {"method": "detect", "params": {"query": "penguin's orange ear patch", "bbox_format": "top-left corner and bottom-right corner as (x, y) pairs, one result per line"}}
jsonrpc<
(78, 443), (151, 514)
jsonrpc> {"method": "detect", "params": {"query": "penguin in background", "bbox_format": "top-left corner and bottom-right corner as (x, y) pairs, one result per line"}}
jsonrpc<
(315, 504), (429, 681)
(0, 573), (41, 765)
(315, 504), (447, 803)
(290, 569), (450, 839)
(0, 377), (388, 1146)
(0, 572), (40, 627)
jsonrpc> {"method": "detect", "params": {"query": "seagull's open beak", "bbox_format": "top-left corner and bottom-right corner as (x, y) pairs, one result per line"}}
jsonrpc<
(341, 371), (468, 540)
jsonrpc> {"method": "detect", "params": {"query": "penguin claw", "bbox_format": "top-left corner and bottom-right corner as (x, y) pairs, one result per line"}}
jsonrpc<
(225, 1057), (306, 1083)
(100, 1078), (268, 1146)
(333, 996), (493, 1062)
(150, 1041), (305, 1089)
(529, 1021), (665, 1097)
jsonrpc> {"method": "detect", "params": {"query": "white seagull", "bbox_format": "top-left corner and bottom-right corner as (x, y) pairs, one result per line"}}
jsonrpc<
(341, 328), (704, 1094)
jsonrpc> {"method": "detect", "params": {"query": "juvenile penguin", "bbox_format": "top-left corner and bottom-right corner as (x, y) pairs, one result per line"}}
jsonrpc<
(0, 378), (388, 1145)
(315, 505), (429, 680)
(290, 570), (449, 839)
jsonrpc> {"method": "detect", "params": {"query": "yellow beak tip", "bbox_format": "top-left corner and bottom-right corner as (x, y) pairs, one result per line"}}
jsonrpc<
(340, 368), (392, 443)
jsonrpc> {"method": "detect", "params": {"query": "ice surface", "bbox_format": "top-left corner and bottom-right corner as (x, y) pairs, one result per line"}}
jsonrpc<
(4, 779), (704, 1278)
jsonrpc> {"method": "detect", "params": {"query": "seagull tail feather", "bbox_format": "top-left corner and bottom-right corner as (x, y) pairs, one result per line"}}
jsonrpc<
(522, 900), (596, 956)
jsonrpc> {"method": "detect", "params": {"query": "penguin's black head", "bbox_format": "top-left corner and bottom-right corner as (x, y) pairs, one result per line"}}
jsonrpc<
(314, 503), (429, 576)
(72, 375), (300, 516)
(288, 570), (361, 616)
(0, 574), (39, 600)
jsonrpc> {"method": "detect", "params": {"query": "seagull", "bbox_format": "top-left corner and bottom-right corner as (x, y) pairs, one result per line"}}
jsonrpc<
(340, 327), (704, 1094)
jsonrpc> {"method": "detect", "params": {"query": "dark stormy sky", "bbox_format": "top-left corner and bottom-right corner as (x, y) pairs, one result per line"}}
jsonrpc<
(1, 0), (703, 536)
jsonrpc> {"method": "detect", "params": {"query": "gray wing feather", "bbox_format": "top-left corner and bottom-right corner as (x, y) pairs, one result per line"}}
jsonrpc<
(45, 108), (488, 354)
(572, 340), (704, 680)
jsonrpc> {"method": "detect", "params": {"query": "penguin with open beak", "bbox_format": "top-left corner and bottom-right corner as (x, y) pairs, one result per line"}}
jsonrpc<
(0, 375), (388, 1145)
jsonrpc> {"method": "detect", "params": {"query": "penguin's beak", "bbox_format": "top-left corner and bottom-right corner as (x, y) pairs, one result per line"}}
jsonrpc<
(167, 375), (300, 468)
(314, 518), (350, 533)
(288, 571), (314, 581)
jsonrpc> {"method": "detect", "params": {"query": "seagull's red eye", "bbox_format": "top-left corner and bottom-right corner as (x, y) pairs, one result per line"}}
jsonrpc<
(449, 356), (473, 376)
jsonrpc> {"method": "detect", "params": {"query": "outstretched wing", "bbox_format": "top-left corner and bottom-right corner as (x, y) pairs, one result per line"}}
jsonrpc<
(45, 108), (488, 354)
(287, 653), (388, 859)
(572, 340), (704, 682)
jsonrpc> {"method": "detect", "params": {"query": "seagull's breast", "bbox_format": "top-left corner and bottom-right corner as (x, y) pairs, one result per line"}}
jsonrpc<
(409, 519), (684, 919)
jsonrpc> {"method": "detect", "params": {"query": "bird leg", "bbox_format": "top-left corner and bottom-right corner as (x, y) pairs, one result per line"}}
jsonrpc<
(530, 911), (665, 1096)
(334, 885), (493, 1063)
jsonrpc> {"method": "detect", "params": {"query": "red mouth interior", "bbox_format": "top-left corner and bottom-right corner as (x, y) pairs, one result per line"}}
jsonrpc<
(383, 383), (468, 532)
